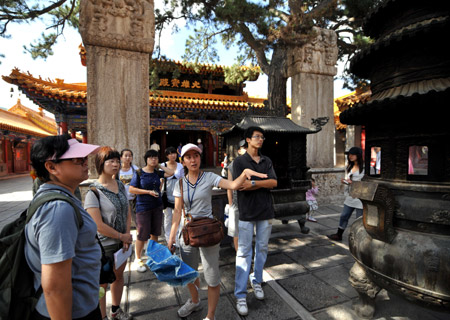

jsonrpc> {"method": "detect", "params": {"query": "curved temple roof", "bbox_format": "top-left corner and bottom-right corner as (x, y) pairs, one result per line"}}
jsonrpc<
(2, 68), (265, 113)
(0, 99), (57, 137)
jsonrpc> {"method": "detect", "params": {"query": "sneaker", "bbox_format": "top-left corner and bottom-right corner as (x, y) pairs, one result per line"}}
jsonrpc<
(135, 259), (147, 273)
(177, 298), (202, 317)
(236, 298), (248, 316)
(111, 308), (133, 320)
(307, 216), (317, 222)
(250, 281), (265, 300)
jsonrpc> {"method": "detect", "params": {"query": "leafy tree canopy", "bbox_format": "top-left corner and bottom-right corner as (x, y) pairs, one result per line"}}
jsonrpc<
(0, 0), (78, 61)
(1, 0), (380, 90)
(154, 0), (380, 90)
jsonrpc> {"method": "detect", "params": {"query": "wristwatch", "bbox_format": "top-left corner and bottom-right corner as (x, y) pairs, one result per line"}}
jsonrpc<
(251, 180), (256, 186)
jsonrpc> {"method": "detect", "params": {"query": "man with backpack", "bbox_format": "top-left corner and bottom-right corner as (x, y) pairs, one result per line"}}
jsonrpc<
(0, 135), (102, 320)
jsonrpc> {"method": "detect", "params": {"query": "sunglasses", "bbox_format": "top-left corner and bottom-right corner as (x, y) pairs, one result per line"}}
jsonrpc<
(53, 157), (88, 165)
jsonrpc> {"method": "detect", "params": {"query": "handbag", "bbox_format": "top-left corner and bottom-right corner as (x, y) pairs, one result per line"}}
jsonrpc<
(97, 235), (116, 284)
(179, 179), (224, 247)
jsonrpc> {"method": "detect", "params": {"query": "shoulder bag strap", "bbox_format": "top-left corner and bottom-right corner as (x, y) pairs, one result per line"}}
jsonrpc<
(89, 186), (101, 209)
(179, 178), (190, 222)
(27, 192), (83, 229)
(163, 163), (168, 191)
(136, 168), (142, 188)
(96, 234), (107, 254)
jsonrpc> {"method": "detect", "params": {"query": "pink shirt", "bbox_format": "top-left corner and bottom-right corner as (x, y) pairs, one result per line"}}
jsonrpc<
(306, 186), (318, 201)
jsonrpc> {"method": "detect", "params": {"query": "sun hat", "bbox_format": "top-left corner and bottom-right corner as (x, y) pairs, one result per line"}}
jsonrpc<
(48, 138), (100, 160)
(181, 143), (202, 157)
(345, 147), (362, 156)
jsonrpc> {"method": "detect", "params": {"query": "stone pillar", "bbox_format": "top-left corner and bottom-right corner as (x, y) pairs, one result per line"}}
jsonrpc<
(287, 27), (343, 203)
(79, 0), (154, 173)
(287, 27), (338, 168)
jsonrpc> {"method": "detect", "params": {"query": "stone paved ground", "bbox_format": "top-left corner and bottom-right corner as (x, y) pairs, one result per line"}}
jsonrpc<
(1, 175), (449, 320)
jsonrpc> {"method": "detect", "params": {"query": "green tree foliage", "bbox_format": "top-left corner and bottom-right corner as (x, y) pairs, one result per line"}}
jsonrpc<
(1, 0), (378, 94)
(156, 0), (379, 113)
(0, 0), (78, 61)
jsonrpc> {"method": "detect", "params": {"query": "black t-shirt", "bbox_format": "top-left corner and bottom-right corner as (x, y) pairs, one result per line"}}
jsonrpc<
(232, 152), (277, 221)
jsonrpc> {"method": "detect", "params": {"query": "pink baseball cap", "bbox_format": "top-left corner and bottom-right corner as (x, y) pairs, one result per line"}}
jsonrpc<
(181, 143), (202, 157)
(48, 139), (100, 160)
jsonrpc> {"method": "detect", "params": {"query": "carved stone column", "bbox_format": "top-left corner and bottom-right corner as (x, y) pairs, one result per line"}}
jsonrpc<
(287, 27), (340, 202)
(79, 0), (154, 173)
(287, 27), (338, 169)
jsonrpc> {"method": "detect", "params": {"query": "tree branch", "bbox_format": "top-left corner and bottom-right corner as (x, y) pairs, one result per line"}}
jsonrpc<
(0, 0), (68, 21)
(46, 0), (77, 32)
(236, 23), (270, 73)
(307, 0), (337, 16)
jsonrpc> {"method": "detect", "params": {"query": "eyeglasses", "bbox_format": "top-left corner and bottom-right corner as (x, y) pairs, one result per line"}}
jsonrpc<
(53, 157), (88, 165)
(105, 159), (121, 165)
(251, 135), (265, 140)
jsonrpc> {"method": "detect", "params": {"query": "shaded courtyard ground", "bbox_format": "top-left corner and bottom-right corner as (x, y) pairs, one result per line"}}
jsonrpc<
(0, 175), (448, 319)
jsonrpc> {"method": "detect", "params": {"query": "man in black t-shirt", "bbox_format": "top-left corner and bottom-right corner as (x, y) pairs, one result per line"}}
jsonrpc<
(232, 126), (277, 316)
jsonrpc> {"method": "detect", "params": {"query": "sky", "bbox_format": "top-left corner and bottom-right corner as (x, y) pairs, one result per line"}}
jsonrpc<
(0, 17), (351, 118)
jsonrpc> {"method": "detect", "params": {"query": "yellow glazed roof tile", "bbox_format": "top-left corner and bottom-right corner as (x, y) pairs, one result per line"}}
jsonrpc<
(3, 69), (265, 112)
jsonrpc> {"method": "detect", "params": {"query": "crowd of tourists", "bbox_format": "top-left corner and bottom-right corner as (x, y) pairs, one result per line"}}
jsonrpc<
(23, 126), (277, 320)
(23, 127), (363, 320)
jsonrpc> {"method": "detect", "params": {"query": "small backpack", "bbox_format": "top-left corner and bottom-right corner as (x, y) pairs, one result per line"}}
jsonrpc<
(0, 192), (83, 320)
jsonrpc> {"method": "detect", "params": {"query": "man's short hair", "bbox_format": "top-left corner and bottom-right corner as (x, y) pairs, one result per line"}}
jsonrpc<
(30, 134), (71, 182)
(244, 126), (265, 141)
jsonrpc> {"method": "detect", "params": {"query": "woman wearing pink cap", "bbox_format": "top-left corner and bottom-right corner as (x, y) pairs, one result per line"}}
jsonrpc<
(25, 135), (103, 320)
(168, 143), (267, 320)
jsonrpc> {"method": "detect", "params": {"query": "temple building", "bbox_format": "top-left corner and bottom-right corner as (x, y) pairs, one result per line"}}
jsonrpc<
(0, 99), (57, 176)
(2, 57), (265, 166)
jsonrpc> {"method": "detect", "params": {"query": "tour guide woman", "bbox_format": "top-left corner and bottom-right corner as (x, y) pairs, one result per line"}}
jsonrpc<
(168, 143), (268, 320)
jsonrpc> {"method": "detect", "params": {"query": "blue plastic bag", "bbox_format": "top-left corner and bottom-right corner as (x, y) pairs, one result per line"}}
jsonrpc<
(146, 240), (198, 287)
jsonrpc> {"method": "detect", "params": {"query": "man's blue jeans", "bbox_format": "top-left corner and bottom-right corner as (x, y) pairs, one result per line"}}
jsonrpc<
(234, 219), (272, 299)
(339, 204), (363, 230)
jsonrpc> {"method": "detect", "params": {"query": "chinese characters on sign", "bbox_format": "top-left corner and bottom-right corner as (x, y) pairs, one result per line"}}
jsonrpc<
(159, 78), (201, 89)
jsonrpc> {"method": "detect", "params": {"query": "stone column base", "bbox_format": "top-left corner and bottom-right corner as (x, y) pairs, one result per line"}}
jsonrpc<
(309, 167), (346, 204)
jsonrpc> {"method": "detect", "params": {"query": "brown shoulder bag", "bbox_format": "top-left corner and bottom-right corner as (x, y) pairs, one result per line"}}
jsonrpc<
(179, 178), (224, 247)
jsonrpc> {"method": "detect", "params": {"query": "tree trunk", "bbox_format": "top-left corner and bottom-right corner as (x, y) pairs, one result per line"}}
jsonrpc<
(267, 47), (288, 117)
